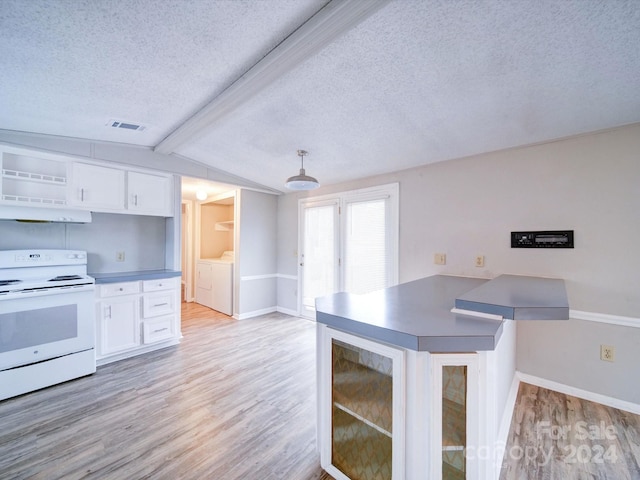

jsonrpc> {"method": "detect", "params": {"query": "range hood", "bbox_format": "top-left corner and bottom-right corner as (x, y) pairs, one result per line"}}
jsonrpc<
(0, 206), (92, 223)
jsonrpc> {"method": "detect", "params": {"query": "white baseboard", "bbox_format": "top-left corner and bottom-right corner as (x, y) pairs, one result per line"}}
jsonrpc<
(497, 375), (521, 449)
(96, 339), (180, 366)
(517, 372), (640, 415)
(236, 306), (277, 320)
(276, 306), (300, 317)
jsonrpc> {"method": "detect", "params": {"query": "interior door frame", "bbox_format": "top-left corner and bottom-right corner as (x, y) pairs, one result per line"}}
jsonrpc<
(181, 200), (194, 302)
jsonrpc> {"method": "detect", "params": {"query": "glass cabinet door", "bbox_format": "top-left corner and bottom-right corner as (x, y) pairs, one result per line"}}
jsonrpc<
(320, 328), (404, 480)
(442, 365), (467, 479)
(431, 354), (479, 480)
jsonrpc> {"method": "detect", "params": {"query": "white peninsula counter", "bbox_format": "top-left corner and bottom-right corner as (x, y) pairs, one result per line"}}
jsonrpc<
(315, 274), (568, 480)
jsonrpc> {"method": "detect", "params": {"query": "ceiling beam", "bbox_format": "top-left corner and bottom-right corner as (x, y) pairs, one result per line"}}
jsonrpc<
(154, 0), (391, 154)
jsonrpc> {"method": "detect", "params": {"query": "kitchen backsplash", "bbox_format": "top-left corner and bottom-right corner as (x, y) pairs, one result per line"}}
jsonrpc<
(0, 212), (167, 273)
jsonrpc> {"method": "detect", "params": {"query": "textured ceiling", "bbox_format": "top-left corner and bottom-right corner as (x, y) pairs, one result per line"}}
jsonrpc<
(1, 0), (639, 193)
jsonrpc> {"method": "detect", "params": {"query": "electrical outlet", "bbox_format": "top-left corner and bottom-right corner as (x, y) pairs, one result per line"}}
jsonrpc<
(434, 253), (446, 265)
(116, 251), (125, 262)
(600, 345), (615, 362)
(475, 255), (485, 267)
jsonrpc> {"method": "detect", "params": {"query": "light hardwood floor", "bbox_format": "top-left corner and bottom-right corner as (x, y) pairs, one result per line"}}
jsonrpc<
(0, 302), (334, 480)
(2, 303), (639, 480)
(499, 382), (640, 480)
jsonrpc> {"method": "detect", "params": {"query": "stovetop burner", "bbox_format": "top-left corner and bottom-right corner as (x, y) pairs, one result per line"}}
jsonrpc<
(48, 275), (84, 282)
(0, 279), (22, 287)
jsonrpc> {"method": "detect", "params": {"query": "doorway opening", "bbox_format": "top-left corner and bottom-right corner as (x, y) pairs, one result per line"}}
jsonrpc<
(181, 177), (237, 312)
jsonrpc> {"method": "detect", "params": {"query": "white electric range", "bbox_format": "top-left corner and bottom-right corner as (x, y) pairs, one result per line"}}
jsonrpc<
(0, 249), (96, 401)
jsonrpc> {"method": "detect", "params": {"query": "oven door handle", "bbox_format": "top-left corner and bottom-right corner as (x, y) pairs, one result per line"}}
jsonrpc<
(1, 283), (95, 299)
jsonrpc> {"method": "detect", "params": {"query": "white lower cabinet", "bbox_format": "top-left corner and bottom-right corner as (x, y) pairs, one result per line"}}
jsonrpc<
(97, 282), (141, 356)
(318, 325), (490, 480)
(318, 327), (406, 480)
(98, 293), (141, 355)
(142, 315), (175, 344)
(96, 277), (180, 364)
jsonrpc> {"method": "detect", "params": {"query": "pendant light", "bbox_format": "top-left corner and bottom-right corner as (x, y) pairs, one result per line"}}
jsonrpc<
(285, 150), (320, 191)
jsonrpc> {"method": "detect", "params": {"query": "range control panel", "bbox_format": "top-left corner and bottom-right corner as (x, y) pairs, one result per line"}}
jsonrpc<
(511, 230), (574, 248)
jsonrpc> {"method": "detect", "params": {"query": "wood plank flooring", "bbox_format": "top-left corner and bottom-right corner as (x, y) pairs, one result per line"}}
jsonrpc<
(2, 302), (639, 479)
(0, 302), (334, 480)
(499, 382), (640, 480)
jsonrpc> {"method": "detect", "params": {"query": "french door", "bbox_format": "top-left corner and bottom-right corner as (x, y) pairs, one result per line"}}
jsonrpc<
(300, 200), (340, 318)
(298, 184), (398, 319)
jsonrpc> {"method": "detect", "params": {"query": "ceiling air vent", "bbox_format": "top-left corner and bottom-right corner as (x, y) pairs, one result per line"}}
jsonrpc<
(107, 119), (146, 132)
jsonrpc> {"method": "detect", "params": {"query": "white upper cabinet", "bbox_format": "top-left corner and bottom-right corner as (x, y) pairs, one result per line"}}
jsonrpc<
(0, 145), (69, 207)
(0, 144), (175, 217)
(69, 162), (125, 210)
(127, 171), (173, 216)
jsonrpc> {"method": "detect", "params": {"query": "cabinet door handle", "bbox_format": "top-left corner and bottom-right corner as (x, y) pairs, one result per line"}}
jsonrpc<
(153, 302), (169, 307)
(133, 194), (138, 206)
(105, 305), (112, 318)
(153, 327), (169, 333)
(80, 188), (85, 202)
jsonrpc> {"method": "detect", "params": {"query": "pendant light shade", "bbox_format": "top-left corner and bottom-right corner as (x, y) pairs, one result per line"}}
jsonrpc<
(285, 150), (319, 190)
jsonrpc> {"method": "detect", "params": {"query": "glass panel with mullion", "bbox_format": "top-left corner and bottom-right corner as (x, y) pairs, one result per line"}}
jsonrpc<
(302, 204), (336, 314)
(344, 199), (387, 295)
(442, 365), (467, 480)
(332, 339), (393, 480)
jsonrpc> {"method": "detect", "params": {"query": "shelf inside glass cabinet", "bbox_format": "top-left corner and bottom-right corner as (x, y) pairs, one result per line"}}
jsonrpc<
(331, 340), (394, 480)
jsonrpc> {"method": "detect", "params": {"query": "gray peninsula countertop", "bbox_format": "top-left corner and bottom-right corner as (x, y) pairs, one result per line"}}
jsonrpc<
(315, 274), (569, 352)
(91, 269), (181, 284)
(316, 275), (502, 352)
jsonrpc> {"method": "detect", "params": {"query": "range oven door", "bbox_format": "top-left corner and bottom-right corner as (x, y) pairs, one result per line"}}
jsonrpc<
(0, 285), (95, 371)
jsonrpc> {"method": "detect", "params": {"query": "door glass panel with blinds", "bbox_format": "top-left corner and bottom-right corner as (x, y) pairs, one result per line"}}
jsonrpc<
(299, 184), (398, 318)
(344, 198), (387, 295)
(301, 202), (339, 318)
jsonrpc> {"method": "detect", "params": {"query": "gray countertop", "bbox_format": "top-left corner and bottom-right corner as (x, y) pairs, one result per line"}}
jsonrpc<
(315, 274), (569, 352)
(455, 274), (569, 320)
(90, 269), (181, 284)
(315, 275), (504, 352)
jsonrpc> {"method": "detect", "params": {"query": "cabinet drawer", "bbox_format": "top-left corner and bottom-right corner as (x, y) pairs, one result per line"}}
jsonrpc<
(142, 291), (175, 318)
(142, 316), (175, 344)
(142, 277), (177, 292)
(99, 282), (140, 297)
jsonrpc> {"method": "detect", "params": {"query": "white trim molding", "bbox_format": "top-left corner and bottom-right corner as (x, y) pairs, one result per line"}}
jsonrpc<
(276, 306), (300, 317)
(277, 273), (297, 281)
(570, 309), (640, 328)
(517, 372), (640, 416)
(240, 274), (277, 282)
(235, 306), (277, 320)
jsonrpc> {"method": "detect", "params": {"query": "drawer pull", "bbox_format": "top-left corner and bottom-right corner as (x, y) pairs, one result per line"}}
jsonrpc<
(153, 302), (169, 307)
(153, 327), (169, 333)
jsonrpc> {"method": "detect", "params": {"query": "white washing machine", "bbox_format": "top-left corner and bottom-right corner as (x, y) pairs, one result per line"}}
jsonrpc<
(195, 251), (234, 315)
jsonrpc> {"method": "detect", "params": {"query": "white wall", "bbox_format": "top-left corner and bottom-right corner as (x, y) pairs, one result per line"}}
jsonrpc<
(237, 189), (278, 318)
(277, 123), (640, 403)
(0, 212), (167, 273)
